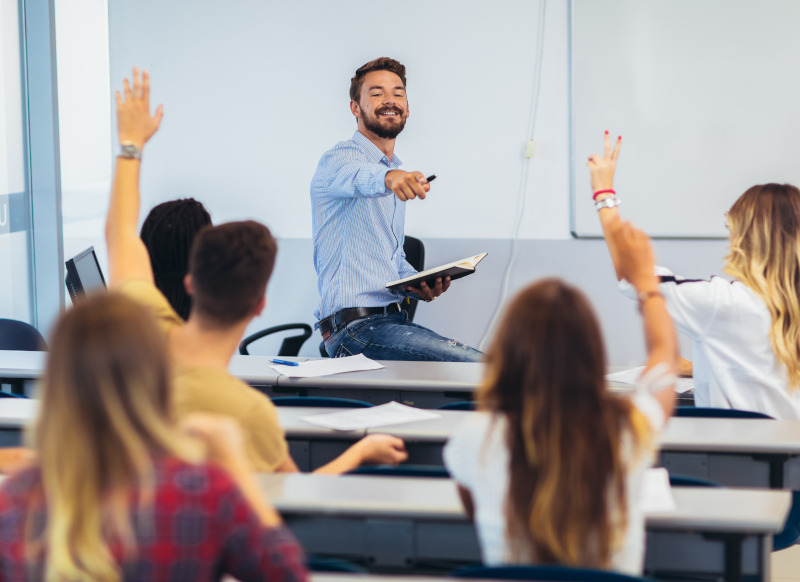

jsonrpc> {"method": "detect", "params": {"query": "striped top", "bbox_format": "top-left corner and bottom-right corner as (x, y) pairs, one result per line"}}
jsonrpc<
(311, 131), (417, 322)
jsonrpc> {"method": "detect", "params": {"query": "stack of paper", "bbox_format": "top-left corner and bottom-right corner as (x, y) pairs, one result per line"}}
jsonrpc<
(270, 353), (384, 378)
(301, 402), (441, 431)
(641, 467), (677, 512)
(606, 366), (694, 394)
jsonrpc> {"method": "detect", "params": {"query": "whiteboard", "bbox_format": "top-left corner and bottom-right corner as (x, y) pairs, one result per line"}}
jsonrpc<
(107, 0), (545, 240)
(571, 0), (800, 238)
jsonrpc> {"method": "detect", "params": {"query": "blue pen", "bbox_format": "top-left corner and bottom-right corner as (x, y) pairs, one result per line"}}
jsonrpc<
(271, 358), (299, 367)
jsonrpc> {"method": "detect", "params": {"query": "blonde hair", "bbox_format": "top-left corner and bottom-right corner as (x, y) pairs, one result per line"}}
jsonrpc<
(478, 279), (652, 567)
(31, 292), (198, 582)
(724, 183), (800, 390)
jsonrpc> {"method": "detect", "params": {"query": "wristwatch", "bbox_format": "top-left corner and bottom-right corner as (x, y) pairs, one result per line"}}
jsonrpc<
(594, 196), (620, 211)
(118, 143), (142, 160)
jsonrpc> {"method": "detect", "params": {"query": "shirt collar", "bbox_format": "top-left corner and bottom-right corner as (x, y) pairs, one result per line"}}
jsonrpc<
(352, 131), (402, 167)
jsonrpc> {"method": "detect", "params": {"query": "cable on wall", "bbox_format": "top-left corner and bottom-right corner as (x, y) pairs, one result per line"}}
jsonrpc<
(479, 0), (548, 350)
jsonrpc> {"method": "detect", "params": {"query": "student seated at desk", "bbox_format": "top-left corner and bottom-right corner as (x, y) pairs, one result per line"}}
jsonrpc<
(0, 293), (307, 582)
(444, 220), (678, 574)
(590, 132), (800, 419)
(140, 197), (212, 321)
(106, 67), (406, 474)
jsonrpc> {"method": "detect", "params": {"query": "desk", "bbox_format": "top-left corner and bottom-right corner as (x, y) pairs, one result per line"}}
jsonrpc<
(0, 399), (37, 446)
(270, 360), (483, 408)
(1, 353), (673, 409)
(278, 408), (800, 488)
(659, 417), (800, 488)
(259, 473), (790, 581)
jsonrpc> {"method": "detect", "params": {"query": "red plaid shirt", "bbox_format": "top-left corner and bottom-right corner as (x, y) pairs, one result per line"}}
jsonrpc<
(0, 457), (307, 582)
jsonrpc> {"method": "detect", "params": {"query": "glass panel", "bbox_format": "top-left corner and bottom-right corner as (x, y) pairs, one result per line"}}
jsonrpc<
(55, 0), (111, 281)
(0, 0), (33, 323)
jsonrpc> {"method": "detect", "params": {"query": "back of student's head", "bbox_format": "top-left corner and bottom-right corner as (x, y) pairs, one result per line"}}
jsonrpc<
(140, 198), (212, 320)
(36, 292), (193, 582)
(188, 220), (277, 327)
(479, 279), (644, 568)
(725, 183), (800, 389)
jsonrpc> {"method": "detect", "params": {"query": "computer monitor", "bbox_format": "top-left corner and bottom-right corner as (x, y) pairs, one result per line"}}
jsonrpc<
(65, 246), (107, 304)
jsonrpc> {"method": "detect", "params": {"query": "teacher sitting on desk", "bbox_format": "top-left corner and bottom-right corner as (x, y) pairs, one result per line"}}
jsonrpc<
(311, 57), (481, 362)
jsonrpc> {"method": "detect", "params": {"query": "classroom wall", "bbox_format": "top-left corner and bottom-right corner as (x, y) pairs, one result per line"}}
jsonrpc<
(58, 0), (733, 364)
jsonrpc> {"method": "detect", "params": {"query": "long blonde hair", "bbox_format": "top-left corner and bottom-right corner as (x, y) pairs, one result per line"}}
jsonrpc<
(478, 279), (652, 567)
(724, 183), (800, 390)
(32, 292), (198, 582)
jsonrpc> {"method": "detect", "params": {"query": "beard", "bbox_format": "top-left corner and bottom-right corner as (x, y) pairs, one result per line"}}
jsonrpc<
(362, 106), (407, 139)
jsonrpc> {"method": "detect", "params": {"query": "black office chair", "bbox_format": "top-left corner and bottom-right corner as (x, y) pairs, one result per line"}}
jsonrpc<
(452, 564), (648, 581)
(0, 318), (46, 396)
(271, 396), (372, 408)
(402, 235), (425, 322)
(438, 401), (476, 411)
(318, 235), (426, 358)
(348, 464), (449, 478)
(675, 406), (773, 419)
(239, 323), (313, 356)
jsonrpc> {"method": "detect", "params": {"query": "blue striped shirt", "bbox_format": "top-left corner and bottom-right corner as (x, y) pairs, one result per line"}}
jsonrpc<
(311, 131), (417, 322)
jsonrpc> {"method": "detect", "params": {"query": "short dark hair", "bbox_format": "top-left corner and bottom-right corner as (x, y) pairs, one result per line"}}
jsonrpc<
(140, 198), (212, 320)
(188, 220), (277, 326)
(349, 57), (406, 102)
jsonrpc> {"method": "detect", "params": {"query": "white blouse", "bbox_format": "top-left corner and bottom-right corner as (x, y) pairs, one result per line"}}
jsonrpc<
(622, 267), (800, 419)
(443, 367), (670, 574)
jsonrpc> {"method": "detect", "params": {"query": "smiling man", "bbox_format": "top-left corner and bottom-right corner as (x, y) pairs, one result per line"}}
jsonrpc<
(311, 57), (481, 361)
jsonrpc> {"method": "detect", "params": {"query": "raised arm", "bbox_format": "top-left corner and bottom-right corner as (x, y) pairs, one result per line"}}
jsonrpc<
(587, 131), (624, 280)
(105, 68), (163, 287)
(609, 220), (679, 418)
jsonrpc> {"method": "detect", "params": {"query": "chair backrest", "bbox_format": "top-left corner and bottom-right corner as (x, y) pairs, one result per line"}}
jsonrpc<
(668, 474), (720, 488)
(402, 235), (425, 322)
(675, 406), (774, 419)
(0, 319), (46, 351)
(239, 323), (312, 356)
(348, 464), (450, 478)
(306, 555), (367, 573)
(271, 396), (373, 408)
(452, 564), (649, 581)
(438, 401), (476, 411)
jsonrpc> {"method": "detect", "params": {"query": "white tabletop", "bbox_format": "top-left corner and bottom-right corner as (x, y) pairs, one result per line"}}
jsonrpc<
(258, 473), (790, 534)
(660, 417), (800, 454)
(275, 360), (485, 392)
(0, 399), (38, 428)
(0, 351), (46, 380)
(282, 407), (800, 457)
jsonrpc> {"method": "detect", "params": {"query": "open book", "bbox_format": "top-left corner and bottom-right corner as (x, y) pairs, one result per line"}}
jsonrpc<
(386, 252), (488, 291)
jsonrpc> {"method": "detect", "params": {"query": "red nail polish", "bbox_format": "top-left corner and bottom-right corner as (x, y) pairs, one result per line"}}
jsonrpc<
(605, 130), (609, 135)
(618, 136), (622, 140)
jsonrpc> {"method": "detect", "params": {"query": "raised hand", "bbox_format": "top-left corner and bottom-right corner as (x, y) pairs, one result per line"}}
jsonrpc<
(607, 219), (657, 291)
(115, 67), (163, 149)
(587, 131), (621, 195)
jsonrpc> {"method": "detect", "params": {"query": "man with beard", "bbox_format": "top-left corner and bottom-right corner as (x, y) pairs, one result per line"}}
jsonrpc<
(311, 57), (481, 361)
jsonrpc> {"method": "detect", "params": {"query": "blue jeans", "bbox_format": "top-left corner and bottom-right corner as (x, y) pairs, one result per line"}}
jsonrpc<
(324, 309), (483, 362)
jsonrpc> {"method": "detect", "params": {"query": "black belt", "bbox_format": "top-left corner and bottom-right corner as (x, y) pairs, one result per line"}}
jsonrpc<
(319, 303), (402, 339)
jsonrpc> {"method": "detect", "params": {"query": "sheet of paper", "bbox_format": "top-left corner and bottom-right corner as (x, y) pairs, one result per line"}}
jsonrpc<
(270, 354), (384, 378)
(606, 366), (694, 394)
(301, 401), (441, 431)
(641, 467), (677, 513)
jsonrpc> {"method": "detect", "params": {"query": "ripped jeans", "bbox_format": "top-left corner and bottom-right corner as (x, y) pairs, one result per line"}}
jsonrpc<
(323, 309), (483, 362)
